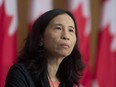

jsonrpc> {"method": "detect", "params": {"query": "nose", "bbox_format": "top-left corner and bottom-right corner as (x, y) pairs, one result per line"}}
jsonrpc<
(61, 30), (70, 40)
(61, 36), (69, 40)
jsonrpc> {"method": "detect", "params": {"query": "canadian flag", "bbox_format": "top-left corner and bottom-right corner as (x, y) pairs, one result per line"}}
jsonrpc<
(28, 0), (53, 29)
(93, 0), (116, 87)
(0, 0), (18, 87)
(68, 0), (92, 87)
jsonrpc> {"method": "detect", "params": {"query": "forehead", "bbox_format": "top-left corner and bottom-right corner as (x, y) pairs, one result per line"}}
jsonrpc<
(49, 14), (75, 26)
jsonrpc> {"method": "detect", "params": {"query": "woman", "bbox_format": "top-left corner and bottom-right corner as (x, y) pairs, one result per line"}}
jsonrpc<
(5, 9), (84, 87)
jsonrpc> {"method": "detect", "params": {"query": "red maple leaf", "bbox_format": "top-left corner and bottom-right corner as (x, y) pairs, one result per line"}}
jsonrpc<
(95, 25), (116, 87)
(71, 4), (92, 87)
(0, 2), (16, 87)
(0, 2), (13, 32)
(72, 4), (90, 64)
(0, 2), (13, 46)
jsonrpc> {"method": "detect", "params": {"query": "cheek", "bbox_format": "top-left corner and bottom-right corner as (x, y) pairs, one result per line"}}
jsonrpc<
(43, 35), (58, 50)
(71, 36), (76, 47)
(43, 30), (60, 46)
(43, 35), (52, 47)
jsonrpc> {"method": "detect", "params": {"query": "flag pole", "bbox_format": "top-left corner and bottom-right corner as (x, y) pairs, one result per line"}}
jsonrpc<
(17, 0), (29, 53)
(53, 0), (67, 10)
(90, 0), (101, 75)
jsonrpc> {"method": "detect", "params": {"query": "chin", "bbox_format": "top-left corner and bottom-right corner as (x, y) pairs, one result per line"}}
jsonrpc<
(58, 53), (71, 58)
(54, 50), (72, 58)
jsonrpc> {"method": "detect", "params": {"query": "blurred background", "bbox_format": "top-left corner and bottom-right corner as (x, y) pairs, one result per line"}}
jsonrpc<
(0, 0), (116, 87)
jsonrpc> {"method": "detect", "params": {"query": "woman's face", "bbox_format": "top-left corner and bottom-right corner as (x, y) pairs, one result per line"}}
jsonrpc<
(43, 14), (76, 58)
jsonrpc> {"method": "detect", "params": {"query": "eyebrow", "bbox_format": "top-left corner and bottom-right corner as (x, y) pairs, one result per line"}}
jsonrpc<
(69, 26), (75, 30)
(54, 24), (63, 26)
(54, 23), (75, 29)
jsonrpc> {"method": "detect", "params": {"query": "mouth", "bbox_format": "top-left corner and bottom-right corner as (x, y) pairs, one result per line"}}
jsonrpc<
(60, 43), (70, 49)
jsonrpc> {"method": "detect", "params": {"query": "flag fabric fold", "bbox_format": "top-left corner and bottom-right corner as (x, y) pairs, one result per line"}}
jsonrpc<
(68, 0), (92, 87)
(0, 0), (18, 87)
(93, 0), (116, 87)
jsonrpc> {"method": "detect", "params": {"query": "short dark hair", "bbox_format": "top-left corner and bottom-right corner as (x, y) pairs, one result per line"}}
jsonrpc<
(18, 9), (84, 87)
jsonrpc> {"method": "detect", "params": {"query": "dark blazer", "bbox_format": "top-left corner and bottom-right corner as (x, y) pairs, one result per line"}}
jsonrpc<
(5, 63), (35, 87)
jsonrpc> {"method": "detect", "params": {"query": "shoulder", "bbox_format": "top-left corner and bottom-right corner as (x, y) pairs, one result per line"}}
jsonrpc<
(6, 63), (29, 81)
(7, 63), (28, 75)
(5, 63), (35, 87)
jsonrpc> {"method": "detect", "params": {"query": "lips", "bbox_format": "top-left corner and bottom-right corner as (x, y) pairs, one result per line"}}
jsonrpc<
(60, 43), (70, 49)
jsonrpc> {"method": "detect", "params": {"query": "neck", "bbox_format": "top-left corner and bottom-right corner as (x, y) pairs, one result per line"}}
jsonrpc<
(47, 56), (64, 82)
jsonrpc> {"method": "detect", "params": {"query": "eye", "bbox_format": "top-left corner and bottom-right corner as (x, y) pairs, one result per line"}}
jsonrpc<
(55, 26), (62, 30)
(69, 28), (74, 33)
